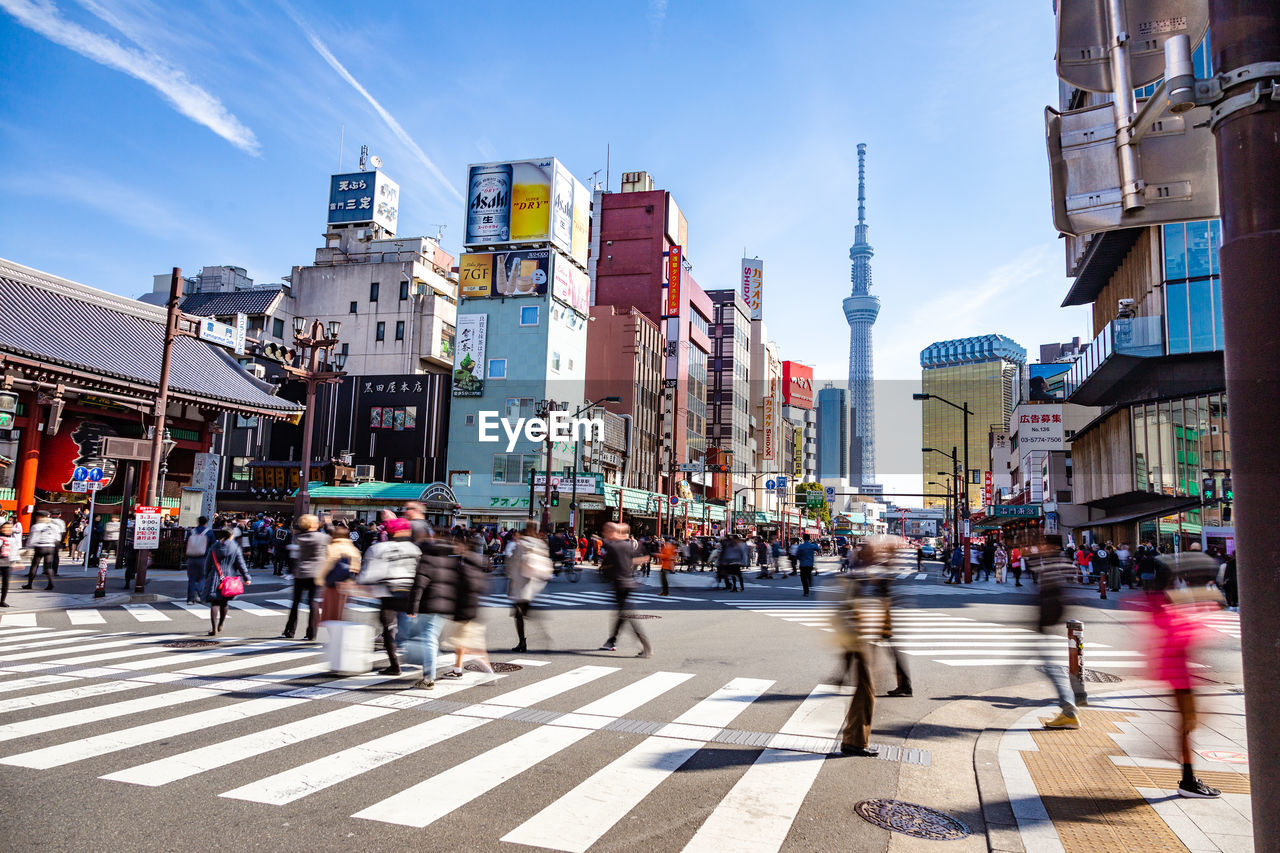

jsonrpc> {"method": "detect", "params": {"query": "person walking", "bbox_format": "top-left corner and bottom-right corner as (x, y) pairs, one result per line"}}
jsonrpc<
(405, 531), (461, 689)
(358, 518), (420, 675)
(1009, 544), (1024, 587)
(833, 566), (879, 757)
(0, 520), (20, 607)
(795, 534), (821, 596)
(23, 511), (59, 591)
(317, 520), (362, 624)
(440, 532), (494, 678)
(915, 545), (924, 571)
(282, 514), (330, 642)
(506, 522), (551, 653)
(981, 539), (996, 582)
(658, 537), (677, 595)
(598, 522), (652, 657)
(202, 529), (251, 636)
(946, 544), (963, 584)
(721, 535), (748, 592)
(1031, 536), (1080, 729)
(183, 516), (215, 604)
(994, 542), (1008, 584)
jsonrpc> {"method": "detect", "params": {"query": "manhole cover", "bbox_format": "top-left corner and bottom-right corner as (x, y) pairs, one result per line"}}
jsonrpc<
(854, 799), (970, 840)
(1036, 665), (1123, 684)
(163, 640), (219, 649)
(464, 661), (523, 673)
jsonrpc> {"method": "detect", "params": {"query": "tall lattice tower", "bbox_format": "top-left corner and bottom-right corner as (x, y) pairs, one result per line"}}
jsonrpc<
(842, 142), (879, 485)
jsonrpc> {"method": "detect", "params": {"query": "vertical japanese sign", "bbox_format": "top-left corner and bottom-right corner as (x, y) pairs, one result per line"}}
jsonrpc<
(763, 396), (776, 459)
(983, 471), (993, 508)
(133, 506), (163, 550)
(741, 258), (763, 320)
(666, 245), (682, 318)
(452, 314), (487, 397)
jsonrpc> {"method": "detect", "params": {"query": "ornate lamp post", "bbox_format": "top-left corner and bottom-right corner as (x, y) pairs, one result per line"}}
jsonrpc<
(283, 318), (345, 518)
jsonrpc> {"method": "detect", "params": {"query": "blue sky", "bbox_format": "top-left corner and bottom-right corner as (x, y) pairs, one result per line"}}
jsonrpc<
(0, 0), (1092, 500)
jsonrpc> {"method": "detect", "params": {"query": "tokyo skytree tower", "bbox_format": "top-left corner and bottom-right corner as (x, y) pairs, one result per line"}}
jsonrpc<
(842, 143), (879, 484)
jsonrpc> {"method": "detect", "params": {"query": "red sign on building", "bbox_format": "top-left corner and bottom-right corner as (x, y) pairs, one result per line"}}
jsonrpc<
(665, 246), (682, 318)
(781, 361), (814, 409)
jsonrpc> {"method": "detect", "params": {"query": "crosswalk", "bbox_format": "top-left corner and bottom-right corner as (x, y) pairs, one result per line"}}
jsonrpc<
(713, 600), (1149, 668)
(0, 626), (909, 850)
(1201, 610), (1240, 640)
(480, 588), (702, 609)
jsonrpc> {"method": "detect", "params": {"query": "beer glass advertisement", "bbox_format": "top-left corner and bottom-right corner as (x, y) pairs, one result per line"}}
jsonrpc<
(328, 170), (400, 234)
(551, 252), (589, 315)
(452, 314), (487, 397)
(459, 249), (549, 299)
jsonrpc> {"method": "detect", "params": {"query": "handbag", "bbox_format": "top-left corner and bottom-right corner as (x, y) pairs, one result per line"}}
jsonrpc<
(213, 553), (245, 598)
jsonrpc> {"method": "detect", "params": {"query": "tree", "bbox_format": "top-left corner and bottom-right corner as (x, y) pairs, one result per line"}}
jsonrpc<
(794, 482), (831, 528)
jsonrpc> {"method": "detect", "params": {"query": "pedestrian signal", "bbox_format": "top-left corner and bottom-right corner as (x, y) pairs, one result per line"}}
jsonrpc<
(1222, 477), (1232, 501)
(1201, 476), (1215, 501)
(550, 488), (560, 507)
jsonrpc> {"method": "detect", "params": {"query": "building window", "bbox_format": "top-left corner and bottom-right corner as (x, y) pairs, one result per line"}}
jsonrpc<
(488, 358), (507, 379)
(440, 323), (455, 359)
(400, 280), (410, 301)
(370, 281), (380, 302)
(349, 301), (358, 314)
(520, 305), (539, 326)
(492, 453), (536, 485)
(271, 318), (284, 339)
(375, 322), (385, 342)
(551, 351), (561, 372)
(395, 320), (405, 341)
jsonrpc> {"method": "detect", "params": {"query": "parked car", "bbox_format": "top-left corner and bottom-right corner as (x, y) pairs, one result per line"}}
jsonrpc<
(920, 544), (936, 559)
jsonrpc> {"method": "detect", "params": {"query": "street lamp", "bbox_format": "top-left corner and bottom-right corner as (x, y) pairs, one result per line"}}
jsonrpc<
(282, 319), (344, 517)
(914, 393), (973, 516)
(158, 429), (178, 502)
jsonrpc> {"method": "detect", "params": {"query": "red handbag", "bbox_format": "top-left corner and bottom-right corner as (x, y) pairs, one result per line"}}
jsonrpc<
(213, 553), (245, 598)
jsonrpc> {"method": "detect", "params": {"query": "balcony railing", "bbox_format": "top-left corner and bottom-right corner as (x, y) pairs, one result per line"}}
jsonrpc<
(1064, 315), (1164, 401)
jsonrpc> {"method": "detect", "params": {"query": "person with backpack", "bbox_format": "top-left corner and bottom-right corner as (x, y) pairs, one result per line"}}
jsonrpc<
(23, 511), (59, 591)
(202, 528), (251, 636)
(795, 534), (822, 596)
(282, 514), (330, 642)
(505, 522), (552, 653)
(184, 516), (215, 604)
(358, 518), (420, 675)
(318, 520), (362, 624)
(271, 521), (292, 575)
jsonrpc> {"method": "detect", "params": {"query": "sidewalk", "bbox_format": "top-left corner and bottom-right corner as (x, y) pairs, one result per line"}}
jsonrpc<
(990, 684), (1251, 852)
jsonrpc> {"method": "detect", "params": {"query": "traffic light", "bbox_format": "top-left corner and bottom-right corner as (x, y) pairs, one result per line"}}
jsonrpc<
(1223, 505), (1232, 522)
(550, 488), (560, 507)
(1222, 477), (1233, 502)
(0, 391), (15, 430)
(1202, 476), (1216, 501)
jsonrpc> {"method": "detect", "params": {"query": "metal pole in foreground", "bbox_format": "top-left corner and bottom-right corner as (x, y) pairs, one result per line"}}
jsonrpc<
(1066, 618), (1087, 707)
(1208, 2), (1280, 846)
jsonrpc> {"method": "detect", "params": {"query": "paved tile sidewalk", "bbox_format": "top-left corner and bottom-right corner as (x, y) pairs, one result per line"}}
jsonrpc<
(998, 686), (1251, 852)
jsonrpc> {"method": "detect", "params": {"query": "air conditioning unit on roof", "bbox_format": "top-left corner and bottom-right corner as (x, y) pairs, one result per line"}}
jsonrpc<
(354, 464), (375, 482)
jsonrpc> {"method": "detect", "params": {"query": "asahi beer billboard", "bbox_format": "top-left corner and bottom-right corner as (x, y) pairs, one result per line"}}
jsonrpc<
(465, 158), (590, 261)
(328, 170), (400, 234)
(741, 258), (763, 320)
(452, 314), (487, 397)
(458, 249), (550, 299)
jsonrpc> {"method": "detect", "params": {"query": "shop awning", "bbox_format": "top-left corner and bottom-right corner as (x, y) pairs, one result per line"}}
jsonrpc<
(1074, 497), (1202, 530)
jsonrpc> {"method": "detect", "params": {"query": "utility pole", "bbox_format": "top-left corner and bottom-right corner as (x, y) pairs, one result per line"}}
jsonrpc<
(1209, 2), (1280, 846)
(540, 400), (556, 533)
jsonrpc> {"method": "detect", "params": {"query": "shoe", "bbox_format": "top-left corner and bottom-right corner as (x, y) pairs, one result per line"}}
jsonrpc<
(377, 665), (403, 676)
(412, 679), (435, 690)
(0, 602), (8, 607)
(1016, 583), (1023, 587)
(208, 630), (217, 636)
(511, 643), (527, 653)
(1044, 712), (1080, 729)
(1178, 778), (1221, 798)
(598, 643), (617, 651)
(636, 649), (653, 658)
(440, 669), (464, 679)
(21, 584), (31, 590)
(839, 745), (879, 757)
(44, 585), (53, 591)
(279, 633), (294, 639)
(887, 686), (913, 697)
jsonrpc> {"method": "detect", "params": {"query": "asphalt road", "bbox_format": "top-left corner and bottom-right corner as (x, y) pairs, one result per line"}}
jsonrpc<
(0, 552), (1244, 852)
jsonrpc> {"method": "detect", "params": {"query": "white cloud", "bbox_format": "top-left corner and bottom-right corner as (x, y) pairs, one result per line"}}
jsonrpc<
(0, 0), (260, 154)
(282, 3), (463, 206)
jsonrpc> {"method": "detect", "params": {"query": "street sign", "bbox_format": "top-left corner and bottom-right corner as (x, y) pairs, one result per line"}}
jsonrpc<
(806, 492), (823, 509)
(775, 476), (787, 488)
(679, 462), (704, 473)
(73, 466), (89, 482)
(1046, 101), (1219, 237)
(824, 486), (836, 504)
(133, 506), (163, 550)
(1055, 0), (1208, 93)
(764, 479), (776, 491)
(669, 495), (679, 506)
(88, 467), (104, 482)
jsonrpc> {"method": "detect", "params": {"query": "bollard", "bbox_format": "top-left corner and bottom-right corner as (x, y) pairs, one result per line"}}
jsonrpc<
(93, 555), (107, 599)
(1099, 570), (1108, 599)
(1066, 619), (1088, 706)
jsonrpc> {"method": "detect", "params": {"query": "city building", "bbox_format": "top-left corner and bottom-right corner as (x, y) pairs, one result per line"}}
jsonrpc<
(748, 336), (783, 514)
(591, 171), (714, 502)
(843, 142), (879, 485)
(781, 360), (817, 482)
(705, 289), (753, 504)
(919, 334), (1027, 515)
(584, 304), (663, 493)
(1047, 34), (1231, 553)
(816, 385), (861, 484)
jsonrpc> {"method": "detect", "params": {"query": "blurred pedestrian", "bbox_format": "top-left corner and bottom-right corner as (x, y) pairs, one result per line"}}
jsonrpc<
(203, 529), (251, 636)
(319, 520), (362, 624)
(658, 537), (677, 595)
(795, 534), (821, 596)
(359, 518), (421, 675)
(0, 520), (20, 607)
(598, 522), (652, 657)
(1031, 536), (1079, 729)
(183, 516), (215, 604)
(282, 514), (329, 642)
(441, 532), (494, 678)
(506, 522), (551, 652)
(23, 511), (59, 591)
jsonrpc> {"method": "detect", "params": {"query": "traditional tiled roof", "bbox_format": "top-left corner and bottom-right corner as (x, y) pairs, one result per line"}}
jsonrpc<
(0, 258), (303, 417)
(181, 289), (283, 317)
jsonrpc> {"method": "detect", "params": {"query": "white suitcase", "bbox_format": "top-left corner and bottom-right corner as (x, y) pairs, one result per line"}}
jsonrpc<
(323, 620), (374, 675)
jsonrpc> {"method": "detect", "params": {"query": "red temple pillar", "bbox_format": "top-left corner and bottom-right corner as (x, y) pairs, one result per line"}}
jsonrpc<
(15, 394), (42, 531)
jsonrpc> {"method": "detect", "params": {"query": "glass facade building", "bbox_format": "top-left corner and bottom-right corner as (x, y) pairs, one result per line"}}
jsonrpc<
(920, 335), (1026, 513)
(1162, 219), (1224, 355)
(816, 386), (852, 481)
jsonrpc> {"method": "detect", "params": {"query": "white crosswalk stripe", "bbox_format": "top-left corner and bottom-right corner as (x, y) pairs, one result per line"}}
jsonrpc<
(66, 610), (105, 625)
(1201, 612), (1240, 640)
(122, 604), (170, 622)
(0, 613), (37, 627)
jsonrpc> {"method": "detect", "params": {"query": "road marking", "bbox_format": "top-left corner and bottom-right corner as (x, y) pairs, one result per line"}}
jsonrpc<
(0, 614), (37, 627)
(2, 693), (310, 769)
(0, 630), (106, 652)
(67, 611), (105, 625)
(353, 671), (693, 828)
(502, 677), (773, 852)
(0, 634), (183, 664)
(122, 604), (169, 622)
(225, 665), (620, 806)
(0, 685), (227, 744)
(102, 703), (394, 785)
(0, 679), (147, 715)
(0, 674), (78, 695)
(228, 600), (278, 616)
(939, 658), (1152, 668)
(174, 602), (208, 616)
